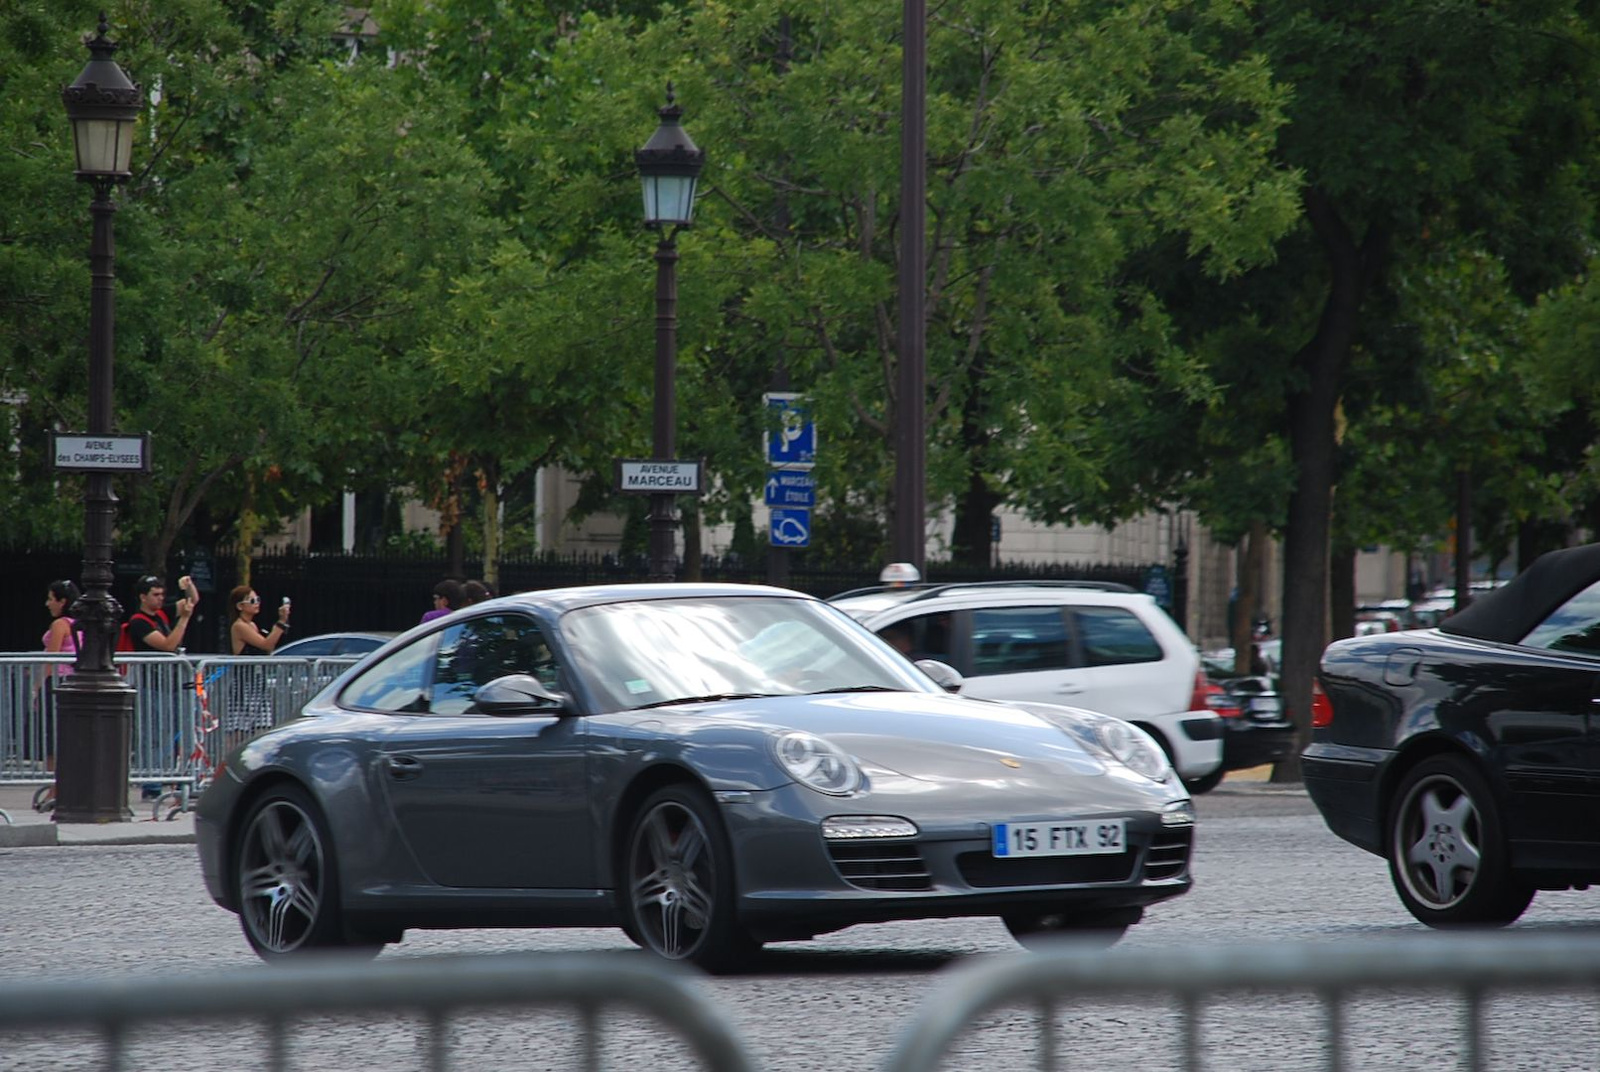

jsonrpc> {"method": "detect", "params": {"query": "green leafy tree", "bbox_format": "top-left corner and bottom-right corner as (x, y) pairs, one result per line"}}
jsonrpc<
(1216, 2), (1600, 776)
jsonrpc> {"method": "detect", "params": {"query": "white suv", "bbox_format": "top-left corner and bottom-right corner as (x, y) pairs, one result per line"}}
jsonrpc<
(828, 581), (1225, 786)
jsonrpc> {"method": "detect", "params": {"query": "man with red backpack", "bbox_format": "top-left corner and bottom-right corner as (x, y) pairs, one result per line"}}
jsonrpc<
(121, 574), (198, 653)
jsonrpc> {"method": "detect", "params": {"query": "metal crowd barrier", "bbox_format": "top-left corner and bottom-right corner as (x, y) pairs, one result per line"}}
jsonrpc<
(0, 952), (756, 1072)
(0, 653), (358, 797)
(883, 933), (1600, 1072)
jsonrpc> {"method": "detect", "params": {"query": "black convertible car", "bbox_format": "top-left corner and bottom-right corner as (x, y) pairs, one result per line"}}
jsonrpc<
(1303, 544), (1600, 926)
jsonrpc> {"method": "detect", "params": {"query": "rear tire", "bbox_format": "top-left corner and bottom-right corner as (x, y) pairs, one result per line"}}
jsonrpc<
(1387, 755), (1534, 927)
(1002, 906), (1142, 950)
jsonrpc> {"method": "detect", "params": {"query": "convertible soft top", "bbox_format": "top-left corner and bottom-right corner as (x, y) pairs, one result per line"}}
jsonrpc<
(1438, 543), (1600, 644)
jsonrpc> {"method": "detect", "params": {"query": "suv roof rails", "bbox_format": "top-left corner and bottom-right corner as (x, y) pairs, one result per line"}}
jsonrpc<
(830, 579), (1138, 603)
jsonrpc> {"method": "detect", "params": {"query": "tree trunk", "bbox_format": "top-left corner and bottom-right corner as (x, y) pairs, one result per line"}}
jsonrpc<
(1454, 466), (1472, 613)
(479, 460), (501, 593)
(1273, 189), (1383, 784)
(951, 476), (1002, 569)
(235, 474), (261, 590)
(1231, 520), (1267, 677)
(682, 502), (703, 581)
(1329, 543), (1355, 641)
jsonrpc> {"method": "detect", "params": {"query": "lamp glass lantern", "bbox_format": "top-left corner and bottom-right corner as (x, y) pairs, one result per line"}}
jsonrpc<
(636, 89), (705, 228)
(61, 18), (142, 181)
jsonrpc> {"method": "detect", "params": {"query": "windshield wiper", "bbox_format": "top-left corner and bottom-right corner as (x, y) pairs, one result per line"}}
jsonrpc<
(633, 692), (775, 710)
(807, 684), (901, 695)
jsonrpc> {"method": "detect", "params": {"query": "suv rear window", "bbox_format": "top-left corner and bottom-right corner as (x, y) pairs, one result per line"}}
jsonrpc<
(1075, 606), (1163, 666)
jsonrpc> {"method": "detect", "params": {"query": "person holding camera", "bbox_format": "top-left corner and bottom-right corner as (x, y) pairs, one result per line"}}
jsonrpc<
(228, 586), (291, 655)
(127, 574), (199, 652)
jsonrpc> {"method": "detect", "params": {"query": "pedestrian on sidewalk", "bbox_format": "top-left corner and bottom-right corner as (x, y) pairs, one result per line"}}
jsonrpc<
(421, 579), (461, 624)
(126, 575), (198, 653)
(226, 585), (292, 739)
(29, 579), (79, 789)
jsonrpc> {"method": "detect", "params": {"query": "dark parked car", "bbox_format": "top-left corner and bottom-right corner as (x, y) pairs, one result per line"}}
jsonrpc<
(1303, 544), (1600, 927)
(273, 631), (396, 658)
(196, 584), (1196, 970)
(1193, 655), (1296, 793)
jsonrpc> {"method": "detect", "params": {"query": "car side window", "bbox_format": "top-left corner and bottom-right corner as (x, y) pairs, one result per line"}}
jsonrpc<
(430, 614), (560, 716)
(876, 612), (953, 661)
(970, 607), (1072, 675)
(1520, 580), (1600, 655)
(1074, 607), (1163, 666)
(340, 636), (435, 712)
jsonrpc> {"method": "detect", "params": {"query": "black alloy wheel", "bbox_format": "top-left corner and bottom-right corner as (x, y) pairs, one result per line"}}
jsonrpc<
(233, 783), (371, 959)
(624, 784), (757, 972)
(1387, 754), (1535, 927)
(1002, 905), (1143, 950)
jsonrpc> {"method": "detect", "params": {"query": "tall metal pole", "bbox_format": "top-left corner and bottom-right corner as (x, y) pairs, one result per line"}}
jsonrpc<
(648, 234), (679, 582)
(894, 0), (927, 573)
(54, 181), (136, 824)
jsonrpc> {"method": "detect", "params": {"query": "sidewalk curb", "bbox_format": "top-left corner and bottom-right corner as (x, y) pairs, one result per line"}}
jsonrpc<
(0, 821), (195, 848)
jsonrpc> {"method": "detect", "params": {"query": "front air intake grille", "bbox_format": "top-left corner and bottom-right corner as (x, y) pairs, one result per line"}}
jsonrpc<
(956, 852), (1135, 889)
(1145, 827), (1193, 880)
(827, 840), (932, 891)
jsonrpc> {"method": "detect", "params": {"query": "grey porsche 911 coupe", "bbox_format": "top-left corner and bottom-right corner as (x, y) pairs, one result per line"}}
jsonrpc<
(195, 583), (1195, 970)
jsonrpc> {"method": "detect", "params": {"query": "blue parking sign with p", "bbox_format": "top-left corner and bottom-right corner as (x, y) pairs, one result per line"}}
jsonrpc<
(764, 393), (816, 470)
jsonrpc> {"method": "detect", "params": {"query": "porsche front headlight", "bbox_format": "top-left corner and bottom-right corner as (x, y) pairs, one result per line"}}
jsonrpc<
(773, 731), (862, 796)
(1092, 718), (1169, 783)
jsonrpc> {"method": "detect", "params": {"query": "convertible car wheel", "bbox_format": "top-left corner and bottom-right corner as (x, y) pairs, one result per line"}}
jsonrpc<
(1002, 905), (1142, 949)
(234, 784), (368, 959)
(1387, 755), (1535, 927)
(624, 785), (757, 972)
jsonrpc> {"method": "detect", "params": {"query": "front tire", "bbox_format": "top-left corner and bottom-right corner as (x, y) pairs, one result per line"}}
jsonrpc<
(1387, 755), (1534, 927)
(233, 783), (373, 960)
(623, 784), (758, 972)
(1002, 906), (1142, 950)
(1183, 767), (1226, 795)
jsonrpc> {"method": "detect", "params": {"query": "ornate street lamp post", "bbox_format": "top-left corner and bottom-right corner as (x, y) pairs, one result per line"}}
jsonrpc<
(636, 86), (704, 583)
(55, 15), (141, 823)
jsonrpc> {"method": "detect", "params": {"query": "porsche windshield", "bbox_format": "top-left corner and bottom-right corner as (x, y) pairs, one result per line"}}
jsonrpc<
(560, 596), (934, 712)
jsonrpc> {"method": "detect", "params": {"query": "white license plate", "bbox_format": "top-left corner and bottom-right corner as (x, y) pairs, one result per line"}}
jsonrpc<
(992, 819), (1126, 858)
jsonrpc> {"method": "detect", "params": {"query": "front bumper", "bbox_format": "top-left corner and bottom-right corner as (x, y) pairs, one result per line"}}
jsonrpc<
(720, 787), (1193, 940)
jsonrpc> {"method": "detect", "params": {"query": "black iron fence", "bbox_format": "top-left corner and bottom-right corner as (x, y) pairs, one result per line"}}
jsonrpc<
(2, 543), (1174, 655)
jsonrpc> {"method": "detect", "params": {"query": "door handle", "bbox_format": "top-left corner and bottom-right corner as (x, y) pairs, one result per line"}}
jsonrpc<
(385, 755), (424, 780)
(1055, 684), (1085, 695)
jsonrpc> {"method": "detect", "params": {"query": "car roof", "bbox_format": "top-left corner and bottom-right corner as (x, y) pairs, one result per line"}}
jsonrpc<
(830, 579), (1135, 605)
(1440, 543), (1600, 644)
(830, 580), (1154, 620)
(476, 582), (816, 615)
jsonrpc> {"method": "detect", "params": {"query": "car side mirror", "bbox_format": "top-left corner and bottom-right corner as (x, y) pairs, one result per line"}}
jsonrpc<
(474, 674), (569, 716)
(915, 659), (964, 693)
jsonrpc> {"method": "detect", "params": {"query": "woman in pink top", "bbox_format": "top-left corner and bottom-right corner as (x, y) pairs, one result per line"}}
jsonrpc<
(43, 579), (78, 674)
(33, 579), (78, 786)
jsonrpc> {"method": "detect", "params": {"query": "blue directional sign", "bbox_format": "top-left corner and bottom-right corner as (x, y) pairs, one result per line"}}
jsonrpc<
(764, 470), (816, 508)
(769, 507), (811, 548)
(763, 392), (816, 470)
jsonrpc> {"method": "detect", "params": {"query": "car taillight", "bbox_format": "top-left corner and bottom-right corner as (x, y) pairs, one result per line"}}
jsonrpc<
(1191, 671), (1241, 719)
(1311, 679), (1333, 728)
